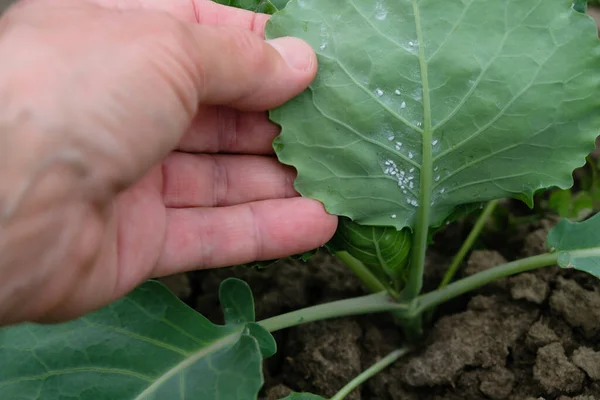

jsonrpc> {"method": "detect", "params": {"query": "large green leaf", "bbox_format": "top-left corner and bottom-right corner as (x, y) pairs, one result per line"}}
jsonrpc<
(547, 213), (600, 278)
(0, 278), (273, 399)
(266, 0), (600, 231)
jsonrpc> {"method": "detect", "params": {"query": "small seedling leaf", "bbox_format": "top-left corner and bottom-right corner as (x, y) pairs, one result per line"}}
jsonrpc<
(220, 277), (255, 325)
(547, 213), (600, 278)
(246, 322), (277, 358)
(266, 0), (600, 231)
(0, 279), (272, 399)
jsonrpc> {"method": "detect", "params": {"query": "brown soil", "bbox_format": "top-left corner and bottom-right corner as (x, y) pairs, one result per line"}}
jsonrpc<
(170, 212), (600, 400)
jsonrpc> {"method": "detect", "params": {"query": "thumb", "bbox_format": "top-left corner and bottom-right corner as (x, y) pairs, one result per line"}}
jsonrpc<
(177, 23), (317, 111)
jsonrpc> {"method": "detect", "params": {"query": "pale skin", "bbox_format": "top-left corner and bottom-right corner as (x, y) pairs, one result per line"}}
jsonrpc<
(0, 0), (338, 326)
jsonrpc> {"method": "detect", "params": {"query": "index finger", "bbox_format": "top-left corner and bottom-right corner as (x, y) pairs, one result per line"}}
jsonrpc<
(93, 0), (270, 36)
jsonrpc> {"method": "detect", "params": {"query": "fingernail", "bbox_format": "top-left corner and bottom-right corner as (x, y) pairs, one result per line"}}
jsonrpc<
(267, 37), (315, 71)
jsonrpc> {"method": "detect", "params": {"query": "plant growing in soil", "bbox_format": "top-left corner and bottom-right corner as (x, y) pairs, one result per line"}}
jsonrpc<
(2, 0), (600, 399)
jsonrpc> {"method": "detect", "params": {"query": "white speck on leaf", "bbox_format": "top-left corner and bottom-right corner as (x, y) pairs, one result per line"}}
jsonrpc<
(400, 101), (406, 109)
(408, 152), (413, 159)
(435, 176), (440, 182)
(375, 88), (384, 97)
(394, 89), (401, 95)
(391, 214), (396, 218)
(432, 139), (438, 146)
(388, 135), (395, 141)
(375, 1), (388, 20)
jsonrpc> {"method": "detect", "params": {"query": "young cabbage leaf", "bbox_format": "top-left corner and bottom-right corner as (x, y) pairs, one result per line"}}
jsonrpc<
(547, 213), (600, 278)
(266, 0), (600, 232)
(329, 217), (411, 291)
(0, 278), (273, 400)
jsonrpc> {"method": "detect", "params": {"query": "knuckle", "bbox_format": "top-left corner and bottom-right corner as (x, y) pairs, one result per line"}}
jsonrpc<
(226, 27), (269, 70)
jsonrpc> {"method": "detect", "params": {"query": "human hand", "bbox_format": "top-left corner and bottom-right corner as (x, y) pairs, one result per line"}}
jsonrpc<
(0, 0), (337, 325)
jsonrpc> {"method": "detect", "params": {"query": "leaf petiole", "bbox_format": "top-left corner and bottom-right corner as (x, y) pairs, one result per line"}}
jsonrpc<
(438, 200), (500, 289)
(330, 347), (411, 400)
(335, 251), (389, 294)
(258, 252), (562, 334)
(412, 252), (558, 315)
(258, 292), (408, 333)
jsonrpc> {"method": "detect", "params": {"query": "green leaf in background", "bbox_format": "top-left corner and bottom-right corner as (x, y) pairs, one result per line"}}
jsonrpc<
(270, 0), (290, 10)
(329, 218), (412, 291)
(548, 188), (594, 220)
(547, 213), (600, 278)
(266, 0), (600, 231)
(281, 393), (327, 400)
(213, 0), (278, 14)
(573, 0), (588, 13)
(0, 279), (273, 400)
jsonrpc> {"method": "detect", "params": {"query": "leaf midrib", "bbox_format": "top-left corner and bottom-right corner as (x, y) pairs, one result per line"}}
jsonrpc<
(404, 0), (433, 297)
(133, 331), (242, 400)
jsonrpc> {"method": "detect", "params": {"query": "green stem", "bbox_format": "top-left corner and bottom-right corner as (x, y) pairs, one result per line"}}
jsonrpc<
(330, 347), (411, 400)
(258, 292), (408, 333)
(413, 252), (558, 315)
(438, 200), (499, 288)
(406, 0), (433, 300)
(335, 251), (388, 294)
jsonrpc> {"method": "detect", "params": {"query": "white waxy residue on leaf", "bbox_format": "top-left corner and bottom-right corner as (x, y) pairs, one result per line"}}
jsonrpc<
(375, 1), (388, 20)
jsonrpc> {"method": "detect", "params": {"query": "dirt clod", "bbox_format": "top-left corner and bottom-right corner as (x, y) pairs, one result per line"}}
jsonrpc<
(479, 366), (515, 400)
(522, 228), (551, 257)
(400, 295), (537, 387)
(464, 250), (509, 289)
(264, 384), (292, 400)
(572, 347), (600, 381)
(509, 273), (549, 304)
(526, 319), (560, 350)
(549, 277), (600, 338)
(534, 342), (585, 395)
(283, 319), (363, 400)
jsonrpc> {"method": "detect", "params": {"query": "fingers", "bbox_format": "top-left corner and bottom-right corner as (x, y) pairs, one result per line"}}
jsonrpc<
(178, 107), (279, 154)
(186, 28), (317, 110)
(91, 0), (270, 36)
(154, 198), (338, 276)
(162, 152), (297, 208)
(91, 0), (316, 111)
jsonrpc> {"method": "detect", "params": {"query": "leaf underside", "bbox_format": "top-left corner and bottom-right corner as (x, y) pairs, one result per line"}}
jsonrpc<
(266, 0), (600, 231)
(0, 279), (272, 400)
(547, 213), (600, 278)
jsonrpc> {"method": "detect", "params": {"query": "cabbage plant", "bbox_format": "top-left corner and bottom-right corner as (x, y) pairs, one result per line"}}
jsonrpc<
(2, 0), (600, 399)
